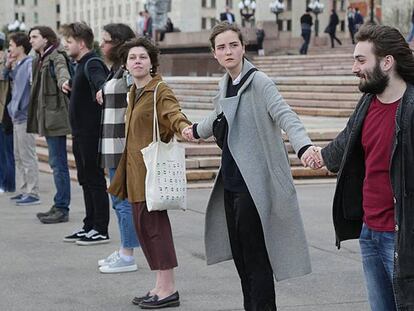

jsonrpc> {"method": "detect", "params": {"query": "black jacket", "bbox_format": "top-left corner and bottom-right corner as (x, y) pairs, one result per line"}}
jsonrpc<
(69, 52), (108, 137)
(322, 84), (414, 310)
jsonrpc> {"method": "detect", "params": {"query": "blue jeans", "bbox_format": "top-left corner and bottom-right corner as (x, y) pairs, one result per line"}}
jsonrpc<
(109, 168), (140, 249)
(300, 29), (311, 55)
(407, 22), (414, 43)
(46, 136), (71, 211)
(0, 123), (15, 192)
(359, 224), (397, 311)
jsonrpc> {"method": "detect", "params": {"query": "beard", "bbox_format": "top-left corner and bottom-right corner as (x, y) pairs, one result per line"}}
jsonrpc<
(357, 62), (389, 94)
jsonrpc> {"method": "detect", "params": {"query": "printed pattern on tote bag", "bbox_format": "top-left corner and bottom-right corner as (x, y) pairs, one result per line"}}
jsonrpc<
(156, 160), (186, 203)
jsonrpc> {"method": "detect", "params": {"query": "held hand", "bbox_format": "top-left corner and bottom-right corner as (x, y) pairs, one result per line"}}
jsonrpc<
(301, 146), (323, 169)
(314, 146), (325, 167)
(61, 80), (71, 94)
(181, 126), (195, 141)
(96, 89), (103, 105)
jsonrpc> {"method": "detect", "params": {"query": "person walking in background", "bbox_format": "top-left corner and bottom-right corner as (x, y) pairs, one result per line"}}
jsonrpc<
(256, 22), (265, 56)
(5, 32), (40, 206)
(27, 26), (72, 224)
(406, 8), (414, 43)
(143, 10), (153, 39)
(60, 22), (110, 246)
(347, 6), (356, 44)
(95, 23), (141, 274)
(108, 37), (191, 309)
(354, 8), (364, 31)
(136, 11), (145, 36)
(312, 25), (414, 311)
(182, 22), (318, 311)
(220, 6), (236, 24)
(0, 32), (16, 195)
(325, 9), (342, 48)
(300, 7), (313, 55)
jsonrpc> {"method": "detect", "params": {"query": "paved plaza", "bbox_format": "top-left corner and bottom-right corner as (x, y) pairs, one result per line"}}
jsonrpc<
(0, 172), (370, 311)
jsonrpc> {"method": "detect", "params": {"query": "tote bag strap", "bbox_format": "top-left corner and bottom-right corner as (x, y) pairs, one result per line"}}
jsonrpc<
(152, 81), (166, 143)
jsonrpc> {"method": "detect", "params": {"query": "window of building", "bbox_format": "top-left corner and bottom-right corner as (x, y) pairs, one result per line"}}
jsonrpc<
(56, 4), (60, 13)
(21, 13), (25, 22)
(201, 0), (206, 8)
(34, 12), (38, 23)
(102, 7), (106, 19)
(109, 5), (114, 17)
(56, 21), (60, 29)
(15, 13), (19, 20)
(210, 18), (216, 28)
(34, 0), (38, 6)
(94, 8), (98, 20)
(226, 0), (233, 8)
(21, 0), (25, 5)
(340, 20), (345, 31)
(118, 4), (122, 17)
(287, 0), (292, 11)
(15, 0), (18, 5)
(211, 0), (216, 9)
(277, 19), (283, 31)
(287, 19), (292, 31)
(126, 4), (131, 16)
(201, 17), (207, 29)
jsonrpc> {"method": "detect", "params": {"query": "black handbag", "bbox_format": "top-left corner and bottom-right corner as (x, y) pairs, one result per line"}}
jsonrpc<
(212, 112), (227, 149)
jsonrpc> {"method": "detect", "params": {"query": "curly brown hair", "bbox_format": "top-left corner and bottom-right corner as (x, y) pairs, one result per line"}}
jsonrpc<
(120, 37), (160, 76)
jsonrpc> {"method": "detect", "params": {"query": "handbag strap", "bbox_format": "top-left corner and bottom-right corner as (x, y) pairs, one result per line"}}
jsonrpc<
(152, 81), (166, 143)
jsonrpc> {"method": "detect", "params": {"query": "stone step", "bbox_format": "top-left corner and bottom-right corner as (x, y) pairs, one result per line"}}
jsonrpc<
(252, 53), (352, 61)
(291, 106), (353, 117)
(262, 69), (353, 76)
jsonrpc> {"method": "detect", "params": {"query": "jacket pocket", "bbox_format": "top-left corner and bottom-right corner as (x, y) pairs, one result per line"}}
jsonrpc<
(44, 107), (68, 132)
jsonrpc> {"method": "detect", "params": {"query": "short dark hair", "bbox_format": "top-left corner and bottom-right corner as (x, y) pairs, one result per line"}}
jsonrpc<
(103, 23), (136, 69)
(120, 37), (159, 76)
(29, 26), (58, 49)
(9, 32), (31, 55)
(60, 22), (94, 49)
(356, 24), (414, 84)
(209, 21), (244, 50)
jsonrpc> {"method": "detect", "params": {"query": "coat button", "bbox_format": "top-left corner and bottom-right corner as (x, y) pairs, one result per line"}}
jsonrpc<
(395, 224), (399, 232)
(393, 197), (397, 204)
(395, 252), (399, 259)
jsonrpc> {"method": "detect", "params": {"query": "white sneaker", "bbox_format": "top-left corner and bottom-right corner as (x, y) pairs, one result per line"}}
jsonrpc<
(99, 253), (137, 273)
(98, 250), (119, 267)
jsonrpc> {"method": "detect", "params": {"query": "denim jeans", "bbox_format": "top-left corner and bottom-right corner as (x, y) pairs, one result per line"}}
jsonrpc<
(0, 123), (15, 192)
(46, 136), (71, 211)
(359, 224), (397, 311)
(109, 168), (140, 249)
(407, 22), (414, 43)
(300, 30), (311, 55)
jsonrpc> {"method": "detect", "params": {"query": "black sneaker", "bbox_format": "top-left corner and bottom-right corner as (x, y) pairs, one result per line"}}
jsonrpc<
(63, 229), (87, 243)
(75, 229), (110, 246)
(36, 205), (58, 219)
(39, 209), (69, 224)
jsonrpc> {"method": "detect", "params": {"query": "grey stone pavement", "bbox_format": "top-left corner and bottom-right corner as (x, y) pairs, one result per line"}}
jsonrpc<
(0, 172), (370, 311)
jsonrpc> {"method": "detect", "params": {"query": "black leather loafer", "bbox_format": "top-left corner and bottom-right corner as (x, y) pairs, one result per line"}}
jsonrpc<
(139, 291), (180, 309)
(132, 292), (153, 305)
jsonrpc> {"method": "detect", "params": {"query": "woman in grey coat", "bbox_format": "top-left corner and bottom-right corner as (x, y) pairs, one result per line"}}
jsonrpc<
(182, 22), (318, 311)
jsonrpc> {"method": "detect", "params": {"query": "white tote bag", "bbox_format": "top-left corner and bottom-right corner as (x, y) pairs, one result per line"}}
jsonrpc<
(141, 81), (187, 212)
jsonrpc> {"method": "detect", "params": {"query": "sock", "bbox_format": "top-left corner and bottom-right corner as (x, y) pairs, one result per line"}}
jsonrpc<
(119, 251), (134, 262)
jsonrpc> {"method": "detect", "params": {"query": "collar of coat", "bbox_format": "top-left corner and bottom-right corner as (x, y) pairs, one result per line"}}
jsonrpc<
(128, 74), (163, 104)
(217, 59), (257, 98)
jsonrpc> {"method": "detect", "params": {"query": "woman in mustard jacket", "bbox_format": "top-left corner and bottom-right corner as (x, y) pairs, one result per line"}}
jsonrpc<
(108, 37), (191, 309)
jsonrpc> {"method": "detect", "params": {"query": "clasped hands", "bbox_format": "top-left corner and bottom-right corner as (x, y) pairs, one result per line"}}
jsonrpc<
(300, 146), (324, 170)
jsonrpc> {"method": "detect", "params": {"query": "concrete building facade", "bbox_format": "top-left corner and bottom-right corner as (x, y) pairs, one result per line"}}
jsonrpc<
(0, 0), (61, 32)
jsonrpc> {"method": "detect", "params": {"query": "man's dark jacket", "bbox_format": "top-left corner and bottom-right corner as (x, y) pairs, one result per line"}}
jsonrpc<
(321, 84), (414, 310)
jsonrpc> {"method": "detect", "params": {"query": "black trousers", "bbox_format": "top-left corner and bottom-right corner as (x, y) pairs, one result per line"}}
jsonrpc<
(72, 136), (109, 234)
(329, 30), (342, 48)
(224, 190), (276, 311)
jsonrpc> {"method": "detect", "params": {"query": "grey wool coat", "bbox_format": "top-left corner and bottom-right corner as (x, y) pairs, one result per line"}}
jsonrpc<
(196, 59), (312, 281)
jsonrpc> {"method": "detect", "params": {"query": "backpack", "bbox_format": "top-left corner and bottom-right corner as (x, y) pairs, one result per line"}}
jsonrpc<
(83, 57), (110, 102)
(49, 50), (75, 81)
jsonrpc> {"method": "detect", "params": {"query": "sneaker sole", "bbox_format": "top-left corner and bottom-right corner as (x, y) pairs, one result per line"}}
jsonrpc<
(40, 218), (69, 224)
(139, 301), (180, 309)
(16, 201), (42, 206)
(76, 239), (110, 246)
(99, 264), (138, 274)
(63, 238), (81, 243)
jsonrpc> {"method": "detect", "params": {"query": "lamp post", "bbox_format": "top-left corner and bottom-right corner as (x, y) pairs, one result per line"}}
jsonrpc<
(308, 0), (324, 37)
(7, 20), (26, 33)
(270, 0), (285, 31)
(238, 0), (256, 27)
